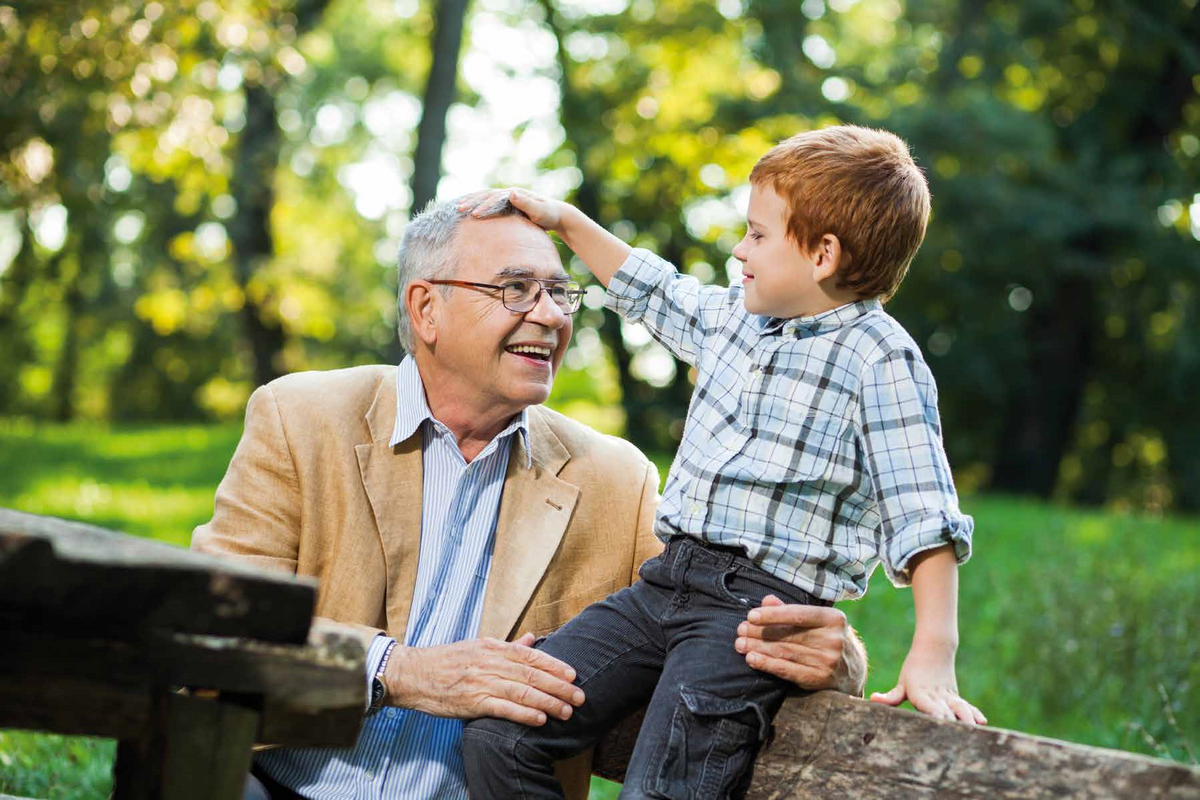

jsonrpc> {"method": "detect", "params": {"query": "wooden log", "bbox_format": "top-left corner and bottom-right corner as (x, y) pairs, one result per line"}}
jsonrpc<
(745, 691), (1200, 799)
(0, 508), (315, 643)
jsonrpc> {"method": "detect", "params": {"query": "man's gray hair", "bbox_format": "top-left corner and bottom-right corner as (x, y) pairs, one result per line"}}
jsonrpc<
(395, 194), (525, 353)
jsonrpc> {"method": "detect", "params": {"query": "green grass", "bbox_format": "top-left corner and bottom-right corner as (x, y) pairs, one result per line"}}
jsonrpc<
(1, 423), (1196, 798)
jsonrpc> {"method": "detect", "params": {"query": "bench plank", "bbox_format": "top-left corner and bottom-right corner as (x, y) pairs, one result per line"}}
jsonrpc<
(0, 508), (316, 644)
(0, 628), (366, 748)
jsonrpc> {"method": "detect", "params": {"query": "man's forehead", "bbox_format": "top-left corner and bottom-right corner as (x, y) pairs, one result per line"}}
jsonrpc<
(457, 215), (564, 276)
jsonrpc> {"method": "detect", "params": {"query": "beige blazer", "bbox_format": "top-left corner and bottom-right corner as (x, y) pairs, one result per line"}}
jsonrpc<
(191, 365), (662, 798)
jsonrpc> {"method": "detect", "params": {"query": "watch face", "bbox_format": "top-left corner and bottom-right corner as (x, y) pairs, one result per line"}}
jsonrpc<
(369, 676), (385, 713)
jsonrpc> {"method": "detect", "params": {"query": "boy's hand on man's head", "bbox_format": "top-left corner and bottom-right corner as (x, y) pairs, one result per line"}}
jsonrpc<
(870, 641), (986, 725)
(457, 188), (565, 231)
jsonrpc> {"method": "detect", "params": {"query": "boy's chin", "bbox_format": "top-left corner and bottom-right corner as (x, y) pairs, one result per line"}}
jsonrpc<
(741, 293), (772, 317)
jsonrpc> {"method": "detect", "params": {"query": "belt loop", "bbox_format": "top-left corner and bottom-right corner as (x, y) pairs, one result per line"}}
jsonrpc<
(671, 537), (692, 585)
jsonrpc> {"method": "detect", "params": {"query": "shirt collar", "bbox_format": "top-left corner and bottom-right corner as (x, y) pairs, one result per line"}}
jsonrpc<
(389, 356), (532, 468)
(763, 298), (882, 338)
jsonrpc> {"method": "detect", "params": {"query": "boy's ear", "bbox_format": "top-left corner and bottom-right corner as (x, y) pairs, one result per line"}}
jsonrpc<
(407, 281), (440, 347)
(811, 233), (842, 282)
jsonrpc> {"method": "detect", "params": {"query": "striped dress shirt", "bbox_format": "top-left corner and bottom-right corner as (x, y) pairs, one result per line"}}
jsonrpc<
(256, 355), (528, 799)
(606, 248), (972, 601)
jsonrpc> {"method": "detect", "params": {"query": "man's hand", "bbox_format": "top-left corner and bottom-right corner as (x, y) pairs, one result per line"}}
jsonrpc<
(735, 595), (867, 696)
(870, 639), (986, 725)
(384, 633), (586, 727)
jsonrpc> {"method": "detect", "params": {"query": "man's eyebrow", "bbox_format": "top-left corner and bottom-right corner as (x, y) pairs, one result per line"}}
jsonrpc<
(746, 215), (768, 231)
(494, 266), (571, 281)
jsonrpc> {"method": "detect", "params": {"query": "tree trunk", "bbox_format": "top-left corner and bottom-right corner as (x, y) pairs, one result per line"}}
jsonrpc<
(0, 214), (35, 411)
(990, 275), (1093, 496)
(388, 0), (471, 365)
(228, 1), (331, 387)
(49, 251), (83, 422)
(228, 82), (287, 388)
(410, 0), (470, 215)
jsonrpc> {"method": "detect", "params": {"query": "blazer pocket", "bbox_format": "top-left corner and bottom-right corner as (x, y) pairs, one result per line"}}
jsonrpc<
(530, 578), (618, 636)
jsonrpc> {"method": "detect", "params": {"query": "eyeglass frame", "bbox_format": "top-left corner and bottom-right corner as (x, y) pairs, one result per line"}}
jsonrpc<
(427, 277), (585, 314)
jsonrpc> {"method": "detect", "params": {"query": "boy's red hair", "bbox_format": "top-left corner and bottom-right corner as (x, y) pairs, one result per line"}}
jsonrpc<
(749, 125), (930, 302)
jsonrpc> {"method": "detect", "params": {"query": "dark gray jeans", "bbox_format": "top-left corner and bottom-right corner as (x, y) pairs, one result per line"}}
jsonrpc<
(462, 537), (829, 799)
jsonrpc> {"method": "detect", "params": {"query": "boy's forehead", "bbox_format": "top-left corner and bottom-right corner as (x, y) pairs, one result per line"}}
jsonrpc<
(747, 182), (792, 225)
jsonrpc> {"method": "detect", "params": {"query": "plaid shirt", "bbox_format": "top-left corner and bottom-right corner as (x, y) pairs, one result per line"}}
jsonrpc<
(606, 248), (972, 601)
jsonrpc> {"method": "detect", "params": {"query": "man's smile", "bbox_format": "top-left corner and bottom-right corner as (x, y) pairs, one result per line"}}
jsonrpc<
(504, 342), (555, 363)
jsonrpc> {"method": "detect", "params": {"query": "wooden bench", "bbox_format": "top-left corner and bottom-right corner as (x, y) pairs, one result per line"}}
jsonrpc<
(0, 508), (366, 800)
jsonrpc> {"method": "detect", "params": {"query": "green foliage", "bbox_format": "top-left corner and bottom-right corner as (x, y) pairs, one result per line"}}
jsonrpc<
(0, 731), (115, 800)
(844, 495), (1200, 762)
(2, 0), (1199, 512)
(0, 417), (241, 544)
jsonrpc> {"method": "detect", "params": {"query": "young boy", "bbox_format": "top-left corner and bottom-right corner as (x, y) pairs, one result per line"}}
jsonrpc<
(461, 125), (983, 799)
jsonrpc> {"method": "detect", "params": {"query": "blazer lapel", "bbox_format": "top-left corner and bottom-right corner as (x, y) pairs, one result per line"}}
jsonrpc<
(355, 371), (424, 641)
(479, 409), (580, 641)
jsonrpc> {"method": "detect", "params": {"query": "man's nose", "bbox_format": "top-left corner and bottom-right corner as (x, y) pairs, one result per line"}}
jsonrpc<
(524, 289), (569, 328)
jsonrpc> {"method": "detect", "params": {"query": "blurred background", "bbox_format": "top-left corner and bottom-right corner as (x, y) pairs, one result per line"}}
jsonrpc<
(1, 0), (1198, 797)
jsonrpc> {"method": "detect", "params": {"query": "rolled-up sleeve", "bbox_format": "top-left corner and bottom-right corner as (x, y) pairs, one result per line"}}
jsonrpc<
(856, 348), (972, 586)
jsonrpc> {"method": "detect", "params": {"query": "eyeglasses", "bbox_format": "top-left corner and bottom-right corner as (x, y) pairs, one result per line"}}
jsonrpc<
(428, 277), (585, 314)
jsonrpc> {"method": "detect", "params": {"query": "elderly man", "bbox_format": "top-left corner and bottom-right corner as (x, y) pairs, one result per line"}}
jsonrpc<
(192, 197), (866, 800)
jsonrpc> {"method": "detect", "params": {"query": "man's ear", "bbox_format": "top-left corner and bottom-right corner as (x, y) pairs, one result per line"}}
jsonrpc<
(406, 281), (439, 346)
(811, 233), (842, 282)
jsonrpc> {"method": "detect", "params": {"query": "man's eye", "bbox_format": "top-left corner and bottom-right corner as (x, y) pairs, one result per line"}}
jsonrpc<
(504, 279), (532, 295)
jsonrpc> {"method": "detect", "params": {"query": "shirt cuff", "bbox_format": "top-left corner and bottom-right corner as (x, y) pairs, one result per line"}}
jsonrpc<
(604, 247), (674, 319)
(364, 633), (398, 707)
(884, 511), (973, 587)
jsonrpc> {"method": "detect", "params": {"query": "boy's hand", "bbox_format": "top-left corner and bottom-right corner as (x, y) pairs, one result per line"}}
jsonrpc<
(457, 188), (565, 231)
(870, 640), (986, 725)
(457, 186), (630, 287)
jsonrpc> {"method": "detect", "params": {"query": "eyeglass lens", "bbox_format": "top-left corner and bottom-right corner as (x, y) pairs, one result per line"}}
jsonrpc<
(504, 280), (582, 313)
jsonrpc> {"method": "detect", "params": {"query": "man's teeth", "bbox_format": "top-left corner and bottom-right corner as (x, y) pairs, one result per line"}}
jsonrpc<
(508, 345), (552, 358)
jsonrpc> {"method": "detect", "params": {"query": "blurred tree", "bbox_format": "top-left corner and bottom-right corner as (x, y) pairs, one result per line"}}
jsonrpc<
(227, 0), (332, 388)
(1, 0), (1197, 512)
(388, 0), (471, 365)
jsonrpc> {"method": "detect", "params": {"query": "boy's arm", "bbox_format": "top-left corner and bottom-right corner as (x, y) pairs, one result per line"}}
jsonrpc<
(467, 188), (731, 367)
(520, 190), (630, 288)
(463, 189), (630, 286)
(870, 547), (985, 724)
(855, 349), (981, 723)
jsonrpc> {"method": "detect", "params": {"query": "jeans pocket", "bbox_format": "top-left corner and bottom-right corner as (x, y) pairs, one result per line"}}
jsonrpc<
(644, 686), (768, 800)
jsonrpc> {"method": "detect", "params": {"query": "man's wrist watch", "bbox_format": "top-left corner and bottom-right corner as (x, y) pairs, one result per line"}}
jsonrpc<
(367, 640), (398, 716)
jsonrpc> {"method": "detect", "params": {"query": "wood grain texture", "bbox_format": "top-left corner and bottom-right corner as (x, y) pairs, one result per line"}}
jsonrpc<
(745, 691), (1200, 799)
(0, 628), (366, 747)
(0, 507), (316, 643)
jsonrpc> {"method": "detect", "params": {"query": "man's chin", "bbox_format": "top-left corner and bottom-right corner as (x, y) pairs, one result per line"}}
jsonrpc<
(506, 382), (553, 410)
